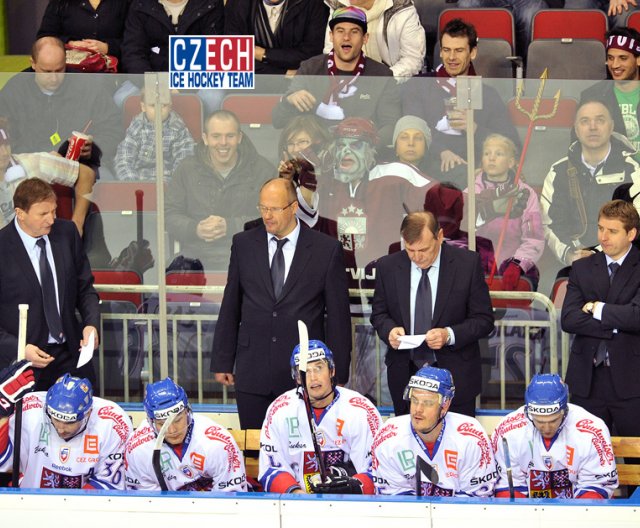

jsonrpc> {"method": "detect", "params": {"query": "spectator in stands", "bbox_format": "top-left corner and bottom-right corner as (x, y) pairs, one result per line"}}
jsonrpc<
(473, 134), (543, 290)
(456, 1), (548, 61)
(114, 88), (194, 182)
(492, 374), (617, 499)
(403, 18), (521, 189)
(37, 0), (130, 63)
(125, 377), (246, 491)
(391, 115), (432, 174)
(302, 117), (432, 268)
(561, 199), (640, 442)
(121, 0), (224, 74)
(0, 37), (122, 173)
(271, 6), (402, 147)
(0, 369), (133, 489)
(224, 0), (328, 80)
(0, 117), (96, 236)
(165, 110), (274, 270)
(322, 0), (426, 80)
(579, 27), (640, 157)
(541, 99), (640, 267)
(259, 340), (381, 494)
(424, 182), (495, 275)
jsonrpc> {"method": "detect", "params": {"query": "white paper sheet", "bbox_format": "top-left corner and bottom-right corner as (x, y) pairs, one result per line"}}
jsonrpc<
(76, 330), (95, 368)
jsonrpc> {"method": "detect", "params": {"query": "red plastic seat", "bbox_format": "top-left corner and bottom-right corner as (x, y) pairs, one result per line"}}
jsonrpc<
(532, 9), (608, 43)
(166, 271), (228, 303)
(92, 269), (143, 306)
(439, 8), (515, 49)
(486, 275), (533, 309)
(221, 94), (282, 126)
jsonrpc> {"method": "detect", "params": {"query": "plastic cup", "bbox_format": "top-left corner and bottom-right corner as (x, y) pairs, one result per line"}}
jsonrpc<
(65, 131), (91, 161)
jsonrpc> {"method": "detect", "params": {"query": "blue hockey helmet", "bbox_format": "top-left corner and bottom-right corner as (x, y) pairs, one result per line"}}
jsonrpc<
(143, 377), (190, 425)
(524, 374), (568, 418)
(290, 339), (335, 380)
(45, 373), (93, 423)
(403, 366), (455, 403)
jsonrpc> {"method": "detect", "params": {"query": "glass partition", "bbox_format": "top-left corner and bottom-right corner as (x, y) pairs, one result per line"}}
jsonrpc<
(0, 70), (621, 411)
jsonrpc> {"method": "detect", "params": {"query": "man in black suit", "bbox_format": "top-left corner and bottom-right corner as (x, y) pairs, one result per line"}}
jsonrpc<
(211, 178), (351, 429)
(371, 211), (494, 417)
(0, 178), (100, 390)
(562, 199), (640, 437)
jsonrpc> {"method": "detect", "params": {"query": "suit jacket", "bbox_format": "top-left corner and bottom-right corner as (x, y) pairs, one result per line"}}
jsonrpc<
(561, 246), (640, 399)
(211, 223), (351, 395)
(0, 219), (100, 367)
(370, 243), (494, 403)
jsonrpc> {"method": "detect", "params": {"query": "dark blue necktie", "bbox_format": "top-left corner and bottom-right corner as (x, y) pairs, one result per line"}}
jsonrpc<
(36, 238), (64, 343)
(271, 237), (288, 299)
(413, 267), (434, 366)
(594, 262), (621, 367)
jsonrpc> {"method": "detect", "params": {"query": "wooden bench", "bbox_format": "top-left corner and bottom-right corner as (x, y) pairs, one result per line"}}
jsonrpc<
(230, 430), (640, 490)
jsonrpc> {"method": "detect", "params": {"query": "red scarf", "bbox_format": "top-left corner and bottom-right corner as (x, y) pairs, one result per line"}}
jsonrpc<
(324, 49), (366, 105)
(435, 62), (477, 96)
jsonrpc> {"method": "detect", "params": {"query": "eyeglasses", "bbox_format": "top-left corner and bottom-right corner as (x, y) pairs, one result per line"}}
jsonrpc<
(286, 139), (311, 150)
(257, 201), (296, 215)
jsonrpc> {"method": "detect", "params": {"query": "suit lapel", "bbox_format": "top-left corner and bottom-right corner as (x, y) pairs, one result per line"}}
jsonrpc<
(48, 224), (67, 311)
(432, 244), (453, 327)
(279, 226), (312, 302)
(591, 252), (611, 301)
(607, 245), (640, 302)
(396, 252), (412, 330)
(252, 226), (274, 299)
(8, 223), (40, 298)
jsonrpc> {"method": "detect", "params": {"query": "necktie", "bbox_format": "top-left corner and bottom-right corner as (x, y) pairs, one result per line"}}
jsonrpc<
(594, 262), (621, 367)
(414, 267), (432, 336)
(36, 238), (64, 343)
(271, 237), (288, 299)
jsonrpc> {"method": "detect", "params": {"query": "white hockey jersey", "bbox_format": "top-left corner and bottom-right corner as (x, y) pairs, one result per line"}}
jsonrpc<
(259, 387), (382, 493)
(491, 404), (618, 499)
(0, 392), (132, 489)
(372, 412), (497, 497)
(125, 414), (246, 492)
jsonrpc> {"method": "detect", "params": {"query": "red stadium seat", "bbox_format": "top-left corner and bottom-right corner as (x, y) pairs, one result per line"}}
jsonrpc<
(92, 181), (160, 212)
(532, 9), (608, 43)
(550, 277), (569, 309)
(92, 269), (143, 306)
(627, 11), (640, 32)
(122, 94), (203, 139)
(486, 275), (533, 309)
(221, 94), (281, 126)
(166, 271), (227, 303)
(439, 8), (515, 48)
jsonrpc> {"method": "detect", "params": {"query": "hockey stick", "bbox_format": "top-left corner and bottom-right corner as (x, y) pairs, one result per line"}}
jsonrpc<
(12, 304), (28, 488)
(415, 455), (439, 496)
(297, 320), (328, 483)
(502, 437), (515, 500)
(152, 411), (178, 491)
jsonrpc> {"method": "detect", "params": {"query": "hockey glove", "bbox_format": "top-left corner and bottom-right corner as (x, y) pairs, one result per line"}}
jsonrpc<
(0, 360), (35, 417)
(501, 261), (523, 291)
(291, 158), (318, 192)
(310, 474), (363, 494)
(477, 183), (529, 220)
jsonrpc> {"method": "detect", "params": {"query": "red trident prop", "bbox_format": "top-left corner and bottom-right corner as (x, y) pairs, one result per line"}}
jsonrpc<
(488, 70), (560, 284)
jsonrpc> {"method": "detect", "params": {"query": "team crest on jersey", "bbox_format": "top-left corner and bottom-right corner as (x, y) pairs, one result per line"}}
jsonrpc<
(181, 465), (194, 478)
(315, 430), (326, 447)
(338, 205), (366, 251)
(59, 446), (70, 463)
(40, 467), (82, 489)
(543, 455), (553, 470)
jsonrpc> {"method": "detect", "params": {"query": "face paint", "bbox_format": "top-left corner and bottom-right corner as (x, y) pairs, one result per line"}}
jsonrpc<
(333, 137), (373, 183)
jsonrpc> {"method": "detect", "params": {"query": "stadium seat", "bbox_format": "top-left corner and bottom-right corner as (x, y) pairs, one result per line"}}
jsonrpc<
(92, 269), (143, 306)
(627, 10), (640, 32)
(413, 0), (459, 69)
(435, 8), (516, 78)
(486, 275), (534, 309)
(123, 93), (203, 140)
(165, 270), (227, 303)
(550, 277), (569, 309)
(526, 39), (606, 80)
(531, 9), (608, 43)
(507, 95), (578, 186)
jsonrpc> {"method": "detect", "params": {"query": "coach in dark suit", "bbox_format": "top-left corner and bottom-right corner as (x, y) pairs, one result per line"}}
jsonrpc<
(562, 199), (640, 437)
(211, 178), (351, 429)
(371, 211), (494, 417)
(0, 178), (99, 390)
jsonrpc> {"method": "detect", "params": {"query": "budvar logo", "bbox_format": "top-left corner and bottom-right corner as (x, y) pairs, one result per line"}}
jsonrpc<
(169, 36), (255, 90)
